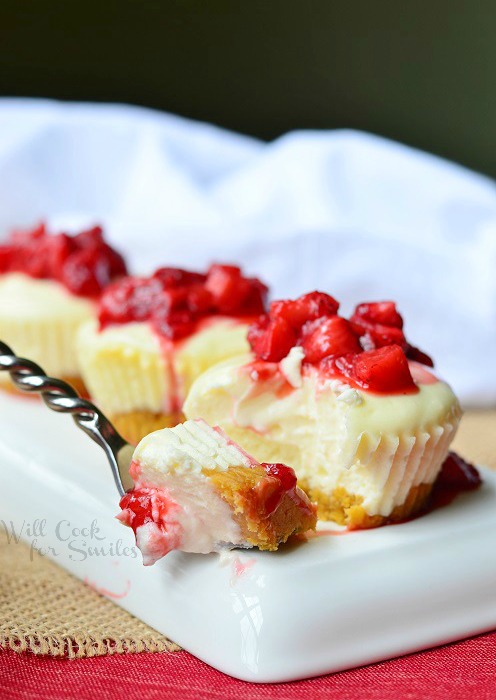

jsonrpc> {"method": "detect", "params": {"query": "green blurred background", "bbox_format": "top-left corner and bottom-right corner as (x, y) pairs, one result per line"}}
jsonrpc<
(1, 0), (495, 177)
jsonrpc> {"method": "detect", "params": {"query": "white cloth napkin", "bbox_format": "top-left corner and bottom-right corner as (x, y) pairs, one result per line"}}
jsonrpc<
(0, 98), (495, 406)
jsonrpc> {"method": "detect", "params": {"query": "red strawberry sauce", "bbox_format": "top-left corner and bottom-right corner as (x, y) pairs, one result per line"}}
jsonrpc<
(99, 264), (268, 341)
(247, 292), (435, 395)
(0, 222), (127, 297)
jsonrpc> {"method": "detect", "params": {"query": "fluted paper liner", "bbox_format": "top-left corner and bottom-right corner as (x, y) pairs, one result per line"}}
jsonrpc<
(314, 414), (461, 522)
(0, 315), (91, 382)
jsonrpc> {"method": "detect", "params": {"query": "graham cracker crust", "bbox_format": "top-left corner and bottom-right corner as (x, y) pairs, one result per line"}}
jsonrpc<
(208, 465), (317, 550)
(300, 480), (434, 529)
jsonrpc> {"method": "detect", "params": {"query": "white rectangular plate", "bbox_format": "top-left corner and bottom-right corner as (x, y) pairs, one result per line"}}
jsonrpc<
(1, 391), (496, 682)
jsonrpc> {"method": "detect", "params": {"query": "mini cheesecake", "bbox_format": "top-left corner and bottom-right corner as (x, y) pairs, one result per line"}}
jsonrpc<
(0, 223), (127, 393)
(77, 265), (268, 444)
(184, 292), (462, 528)
(117, 419), (317, 565)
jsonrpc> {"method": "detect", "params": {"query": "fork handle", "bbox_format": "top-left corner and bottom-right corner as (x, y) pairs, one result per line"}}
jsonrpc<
(0, 340), (131, 495)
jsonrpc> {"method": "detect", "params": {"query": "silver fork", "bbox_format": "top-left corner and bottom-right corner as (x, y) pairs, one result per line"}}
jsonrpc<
(0, 340), (134, 496)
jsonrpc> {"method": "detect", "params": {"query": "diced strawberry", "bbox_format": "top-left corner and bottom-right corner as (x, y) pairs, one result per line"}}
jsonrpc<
(257, 463), (298, 515)
(204, 264), (267, 315)
(10, 222), (46, 246)
(270, 291), (339, 331)
(60, 248), (105, 296)
(74, 225), (104, 248)
(46, 234), (74, 278)
(187, 285), (214, 314)
(352, 319), (407, 350)
(0, 246), (11, 272)
(160, 287), (190, 313)
(352, 301), (404, 329)
(205, 264), (247, 313)
(248, 315), (297, 362)
(101, 244), (127, 280)
(320, 352), (356, 380)
(262, 463), (297, 491)
(99, 277), (163, 326)
(61, 243), (127, 297)
(152, 309), (196, 340)
(405, 344), (434, 368)
(239, 278), (269, 315)
(300, 316), (361, 364)
(153, 267), (206, 288)
(437, 452), (482, 491)
(351, 345), (417, 393)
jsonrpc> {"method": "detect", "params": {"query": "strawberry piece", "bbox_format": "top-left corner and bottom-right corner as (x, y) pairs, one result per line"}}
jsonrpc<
(352, 301), (404, 329)
(300, 316), (361, 364)
(351, 345), (417, 393)
(10, 221), (46, 246)
(186, 285), (214, 314)
(248, 315), (297, 362)
(99, 277), (163, 326)
(262, 463), (297, 491)
(405, 344), (434, 368)
(205, 265), (246, 313)
(153, 267), (206, 288)
(240, 278), (269, 315)
(271, 291), (339, 331)
(61, 248), (106, 297)
(73, 225), (104, 248)
(0, 246), (11, 273)
(61, 243), (127, 297)
(352, 301), (407, 350)
(436, 452), (482, 491)
(258, 463), (298, 515)
(152, 309), (196, 340)
(205, 264), (268, 315)
(355, 322), (407, 351)
(46, 234), (74, 278)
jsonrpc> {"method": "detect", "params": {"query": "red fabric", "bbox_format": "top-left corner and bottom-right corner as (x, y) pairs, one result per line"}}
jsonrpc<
(1, 632), (496, 700)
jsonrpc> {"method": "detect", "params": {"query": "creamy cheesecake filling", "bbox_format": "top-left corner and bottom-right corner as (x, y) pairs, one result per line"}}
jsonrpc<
(77, 317), (251, 415)
(77, 320), (170, 414)
(124, 474), (246, 565)
(0, 273), (95, 380)
(134, 418), (255, 477)
(121, 420), (254, 563)
(183, 354), (462, 518)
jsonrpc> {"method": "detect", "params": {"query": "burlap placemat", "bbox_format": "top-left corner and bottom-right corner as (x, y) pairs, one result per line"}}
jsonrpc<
(1, 410), (494, 659)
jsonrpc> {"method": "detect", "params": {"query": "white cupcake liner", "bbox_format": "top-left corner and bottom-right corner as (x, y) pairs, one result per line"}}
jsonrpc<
(0, 315), (89, 379)
(339, 415), (460, 517)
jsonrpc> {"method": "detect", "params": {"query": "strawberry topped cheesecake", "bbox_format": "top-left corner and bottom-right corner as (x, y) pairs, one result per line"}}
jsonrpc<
(117, 419), (316, 565)
(184, 292), (462, 528)
(77, 265), (268, 444)
(0, 223), (127, 393)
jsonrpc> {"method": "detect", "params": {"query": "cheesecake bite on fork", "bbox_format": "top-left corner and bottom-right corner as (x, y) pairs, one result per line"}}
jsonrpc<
(117, 419), (317, 565)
